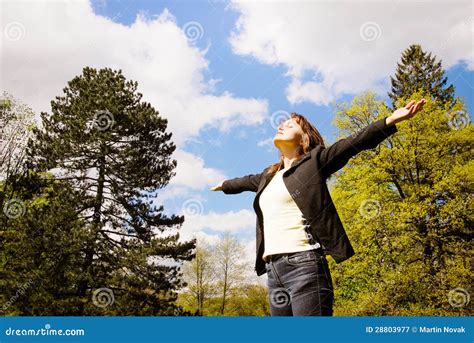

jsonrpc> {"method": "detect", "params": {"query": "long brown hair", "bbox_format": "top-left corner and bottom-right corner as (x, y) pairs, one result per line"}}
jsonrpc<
(266, 112), (325, 175)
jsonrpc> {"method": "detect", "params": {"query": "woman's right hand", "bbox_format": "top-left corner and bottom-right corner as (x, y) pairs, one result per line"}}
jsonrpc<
(210, 180), (224, 191)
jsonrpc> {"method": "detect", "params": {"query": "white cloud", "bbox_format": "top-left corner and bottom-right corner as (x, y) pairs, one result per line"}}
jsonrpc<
(257, 136), (274, 153)
(179, 209), (255, 237)
(170, 149), (227, 189)
(1, 1), (268, 145)
(229, 0), (473, 106)
(0, 0), (269, 195)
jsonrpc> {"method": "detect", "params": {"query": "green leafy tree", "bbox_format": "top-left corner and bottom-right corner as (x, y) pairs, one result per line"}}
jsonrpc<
(179, 234), (267, 316)
(26, 67), (196, 315)
(180, 239), (219, 316)
(213, 231), (247, 315)
(0, 92), (35, 198)
(329, 90), (472, 316)
(1, 173), (87, 315)
(226, 283), (270, 316)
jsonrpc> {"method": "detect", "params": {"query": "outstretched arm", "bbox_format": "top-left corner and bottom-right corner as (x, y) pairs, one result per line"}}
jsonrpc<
(210, 172), (263, 194)
(318, 98), (426, 179)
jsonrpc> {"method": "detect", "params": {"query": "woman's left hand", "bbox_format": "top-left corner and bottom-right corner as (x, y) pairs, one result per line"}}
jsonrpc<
(387, 98), (427, 125)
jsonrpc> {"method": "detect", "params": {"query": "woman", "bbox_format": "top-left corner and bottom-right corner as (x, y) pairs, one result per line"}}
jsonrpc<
(210, 99), (426, 316)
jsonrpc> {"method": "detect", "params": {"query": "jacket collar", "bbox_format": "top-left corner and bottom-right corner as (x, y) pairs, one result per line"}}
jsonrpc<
(260, 150), (312, 187)
(287, 150), (312, 170)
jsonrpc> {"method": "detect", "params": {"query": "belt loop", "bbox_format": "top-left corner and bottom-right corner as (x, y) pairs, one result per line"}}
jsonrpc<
(303, 219), (325, 255)
(304, 223), (316, 246)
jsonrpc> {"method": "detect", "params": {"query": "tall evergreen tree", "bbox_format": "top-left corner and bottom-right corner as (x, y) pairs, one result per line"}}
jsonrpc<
(388, 44), (455, 110)
(27, 67), (196, 315)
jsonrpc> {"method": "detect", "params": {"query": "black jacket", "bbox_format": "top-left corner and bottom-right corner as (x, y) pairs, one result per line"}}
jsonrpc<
(222, 116), (398, 276)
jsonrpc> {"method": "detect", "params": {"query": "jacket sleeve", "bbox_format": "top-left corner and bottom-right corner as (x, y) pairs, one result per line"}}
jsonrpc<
(222, 172), (263, 194)
(317, 116), (398, 178)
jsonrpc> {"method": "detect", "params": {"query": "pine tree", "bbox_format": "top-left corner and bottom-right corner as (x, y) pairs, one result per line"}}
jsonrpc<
(388, 44), (455, 110)
(26, 67), (196, 315)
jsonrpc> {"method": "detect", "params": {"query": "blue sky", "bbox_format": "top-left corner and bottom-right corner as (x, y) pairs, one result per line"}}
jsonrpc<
(2, 0), (472, 276)
(90, 0), (473, 212)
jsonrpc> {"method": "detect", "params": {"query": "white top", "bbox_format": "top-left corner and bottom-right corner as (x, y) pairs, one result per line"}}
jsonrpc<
(259, 166), (320, 261)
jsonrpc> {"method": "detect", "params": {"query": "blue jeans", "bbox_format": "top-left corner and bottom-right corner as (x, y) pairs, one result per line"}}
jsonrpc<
(265, 248), (334, 316)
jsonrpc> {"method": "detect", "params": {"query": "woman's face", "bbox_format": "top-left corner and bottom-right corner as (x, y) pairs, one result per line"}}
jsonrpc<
(273, 118), (304, 150)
